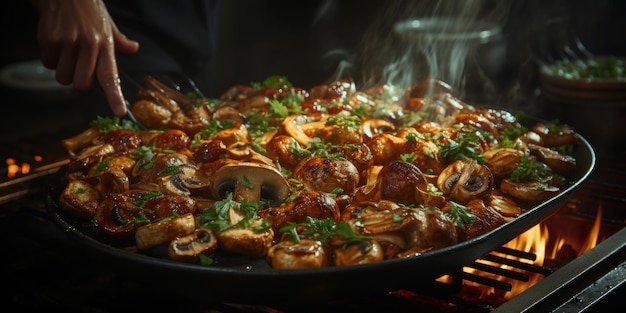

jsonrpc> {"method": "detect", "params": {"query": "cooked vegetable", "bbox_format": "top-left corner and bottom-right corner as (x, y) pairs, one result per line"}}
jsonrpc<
(58, 76), (580, 269)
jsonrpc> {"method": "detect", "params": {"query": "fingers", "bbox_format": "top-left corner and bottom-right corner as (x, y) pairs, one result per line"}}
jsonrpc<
(73, 40), (98, 90)
(97, 48), (128, 117)
(54, 43), (78, 86)
(111, 22), (140, 55)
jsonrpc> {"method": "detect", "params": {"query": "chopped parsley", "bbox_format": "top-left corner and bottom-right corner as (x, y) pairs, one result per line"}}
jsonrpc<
(444, 201), (475, 229)
(510, 156), (552, 183)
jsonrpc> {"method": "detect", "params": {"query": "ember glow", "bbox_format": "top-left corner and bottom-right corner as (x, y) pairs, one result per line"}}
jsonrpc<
(4, 156), (43, 178)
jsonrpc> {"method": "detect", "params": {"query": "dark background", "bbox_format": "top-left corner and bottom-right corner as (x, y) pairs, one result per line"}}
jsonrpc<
(1, 0), (625, 142)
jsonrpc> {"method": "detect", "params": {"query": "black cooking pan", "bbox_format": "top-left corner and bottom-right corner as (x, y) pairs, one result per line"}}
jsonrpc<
(45, 126), (595, 305)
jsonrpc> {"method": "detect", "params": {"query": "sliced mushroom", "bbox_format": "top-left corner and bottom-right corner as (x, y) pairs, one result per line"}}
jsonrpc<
(135, 213), (196, 250)
(159, 163), (202, 196)
(332, 239), (384, 266)
(449, 199), (507, 242)
(437, 160), (494, 204)
(266, 239), (330, 269)
(527, 143), (577, 175)
(484, 148), (524, 181)
(487, 192), (521, 218)
(360, 118), (395, 141)
(68, 143), (116, 174)
(211, 162), (290, 206)
(211, 123), (249, 147)
(131, 98), (173, 130)
(279, 114), (326, 146)
(132, 152), (191, 190)
(346, 202), (457, 257)
(61, 127), (101, 156)
(142, 193), (198, 219)
(168, 228), (218, 263)
(83, 166), (130, 196)
(216, 225), (274, 258)
(93, 193), (143, 238)
(59, 179), (101, 220)
(531, 123), (578, 148)
(500, 179), (560, 203)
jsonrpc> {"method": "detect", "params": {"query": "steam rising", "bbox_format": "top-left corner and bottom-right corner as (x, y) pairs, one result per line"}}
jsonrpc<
(334, 0), (512, 101)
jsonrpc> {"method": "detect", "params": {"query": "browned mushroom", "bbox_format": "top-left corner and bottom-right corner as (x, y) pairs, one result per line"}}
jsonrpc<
(365, 133), (405, 166)
(531, 123), (578, 148)
(447, 199), (507, 242)
(158, 163), (203, 196)
(147, 129), (191, 152)
(437, 160), (494, 204)
(131, 99), (172, 130)
(93, 193), (143, 238)
(67, 143), (116, 174)
(332, 239), (384, 266)
(344, 201), (457, 257)
(135, 212), (196, 250)
(211, 162), (290, 206)
(279, 114), (326, 146)
(142, 193), (198, 219)
(527, 143), (577, 175)
(83, 166), (130, 196)
(484, 148), (525, 181)
(360, 118), (395, 141)
(291, 156), (360, 195)
(265, 135), (303, 169)
(258, 190), (340, 234)
(61, 127), (101, 157)
(266, 239), (331, 269)
(215, 225), (275, 258)
(500, 179), (560, 203)
(59, 179), (101, 220)
(132, 152), (192, 191)
(168, 228), (218, 263)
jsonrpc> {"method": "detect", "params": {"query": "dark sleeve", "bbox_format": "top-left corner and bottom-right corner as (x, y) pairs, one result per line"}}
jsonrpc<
(105, 0), (219, 94)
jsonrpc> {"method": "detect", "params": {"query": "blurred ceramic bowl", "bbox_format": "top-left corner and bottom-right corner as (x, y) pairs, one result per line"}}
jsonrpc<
(539, 56), (626, 154)
(0, 59), (76, 103)
(539, 56), (626, 104)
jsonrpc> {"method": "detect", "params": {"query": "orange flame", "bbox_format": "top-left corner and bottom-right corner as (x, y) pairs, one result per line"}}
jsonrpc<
(460, 205), (604, 301)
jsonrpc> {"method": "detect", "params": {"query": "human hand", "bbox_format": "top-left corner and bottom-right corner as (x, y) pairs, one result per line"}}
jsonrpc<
(34, 0), (139, 116)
